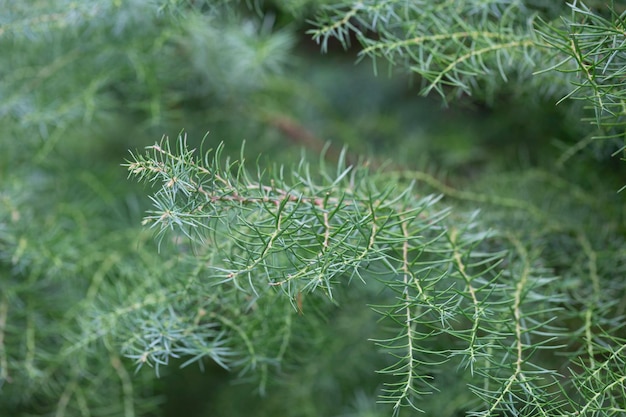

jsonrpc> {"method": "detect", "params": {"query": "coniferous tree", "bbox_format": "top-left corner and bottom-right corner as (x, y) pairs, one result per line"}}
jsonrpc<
(1, 1), (625, 416)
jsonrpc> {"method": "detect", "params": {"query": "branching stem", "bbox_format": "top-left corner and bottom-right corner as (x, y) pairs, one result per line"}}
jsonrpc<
(450, 227), (481, 374)
(481, 234), (532, 416)
(577, 232), (600, 369)
(395, 216), (416, 412)
(110, 352), (135, 417)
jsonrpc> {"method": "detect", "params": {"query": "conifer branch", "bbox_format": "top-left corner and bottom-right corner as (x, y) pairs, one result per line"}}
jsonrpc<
(3, 1), (626, 416)
(310, 0), (626, 161)
(128, 135), (613, 415)
(309, 0), (544, 100)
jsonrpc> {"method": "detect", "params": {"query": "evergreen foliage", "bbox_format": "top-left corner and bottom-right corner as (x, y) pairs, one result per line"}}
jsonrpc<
(1, 1), (625, 417)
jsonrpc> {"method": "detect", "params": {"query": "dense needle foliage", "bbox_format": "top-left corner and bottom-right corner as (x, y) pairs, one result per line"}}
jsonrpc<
(1, 1), (625, 416)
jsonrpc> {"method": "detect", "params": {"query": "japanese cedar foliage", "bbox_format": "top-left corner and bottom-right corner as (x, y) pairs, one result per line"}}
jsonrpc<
(1, 1), (625, 417)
